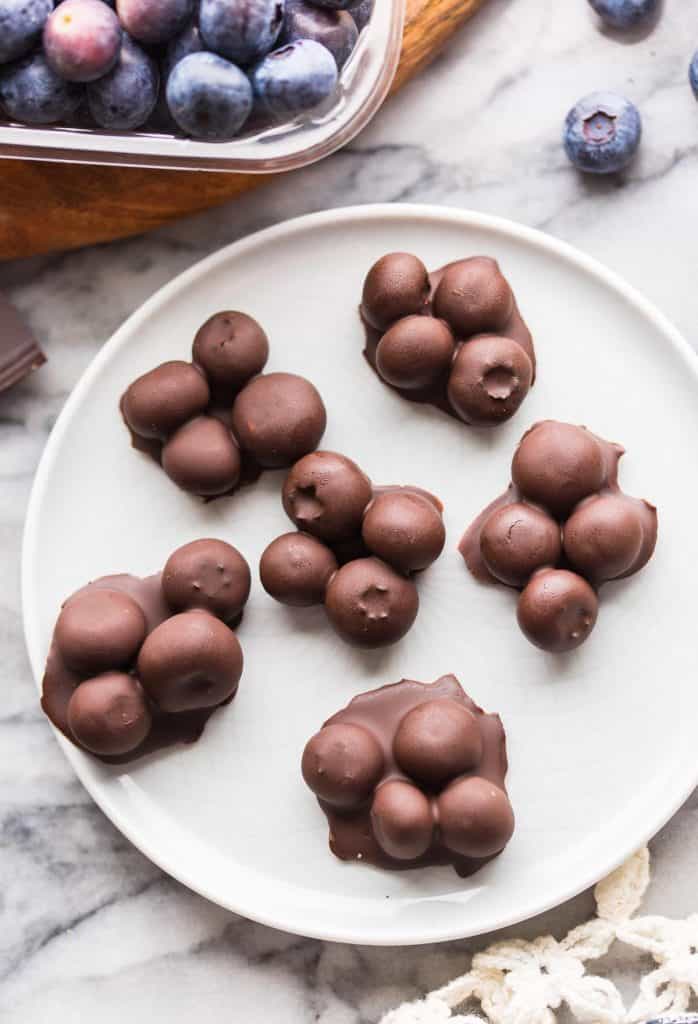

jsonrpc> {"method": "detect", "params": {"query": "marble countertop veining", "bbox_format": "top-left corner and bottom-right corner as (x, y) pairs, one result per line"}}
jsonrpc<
(2, 1), (698, 1020)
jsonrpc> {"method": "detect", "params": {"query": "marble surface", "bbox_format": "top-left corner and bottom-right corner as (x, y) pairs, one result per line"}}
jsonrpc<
(2, 0), (698, 1019)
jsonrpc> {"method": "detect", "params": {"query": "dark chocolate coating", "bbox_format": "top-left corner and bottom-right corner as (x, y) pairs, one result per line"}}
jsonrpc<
(161, 416), (241, 496)
(303, 674), (512, 875)
(122, 360), (210, 440)
(361, 490), (445, 573)
(232, 372), (326, 469)
(162, 538), (250, 621)
(67, 672), (152, 756)
(259, 531), (338, 607)
(370, 780), (433, 860)
(432, 257), (514, 336)
(301, 722), (384, 808)
(324, 557), (419, 648)
(361, 252), (430, 331)
(447, 334), (533, 426)
(137, 610), (243, 712)
(282, 450), (372, 542)
(517, 569), (598, 653)
(480, 501), (562, 588)
(192, 311), (269, 393)
(393, 698), (483, 787)
(55, 588), (147, 675)
(512, 422), (606, 519)
(437, 776), (515, 859)
(375, 315), (455, 391)
(563, 494), (644, 583)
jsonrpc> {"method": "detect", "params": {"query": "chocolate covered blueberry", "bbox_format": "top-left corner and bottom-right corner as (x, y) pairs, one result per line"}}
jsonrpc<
(162, 538), (251, 621)
(303, 674), (513, 874)
(122, 360), (210, 441)
(460, 420), (657, 653)
(40, 540), (250, 762)
(137, 610), (243, 712)
(259, 531), (338, 606)
(161, 416), (242, 495)
(232, 372), (327, 468)
(282, 450), (372, 542)
(325, 556), (419, 648)
(361, 253), (535, 427)
(192, 311), (269, 393)
(361, 490), (445, 573)
(361, 252), (430, 331)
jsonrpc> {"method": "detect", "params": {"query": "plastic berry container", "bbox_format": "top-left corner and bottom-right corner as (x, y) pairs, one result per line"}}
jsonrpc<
(0, 0), (404, 172)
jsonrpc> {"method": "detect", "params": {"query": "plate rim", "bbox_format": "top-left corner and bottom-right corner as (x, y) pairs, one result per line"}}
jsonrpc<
(21, 203), (698, 946)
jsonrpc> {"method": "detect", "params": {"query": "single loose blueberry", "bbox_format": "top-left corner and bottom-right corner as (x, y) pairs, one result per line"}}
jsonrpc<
(0, 51), (82, 123)
(163, 20), (203, 78)
(200, 0), (285, 67)
(116, 0), (193, 46)
(690, 52), (698, 100)
(563, 91), (641, 174)
(44, 0), (122, 83)
(166, 51), (252, 139)
(251, 38), (337, 118)
(587, 0), (658, 30)
(87, 33), (158, 129)
(0, 0), (52, 64)
(346, 0), (371, 30)
(282, 0), (357, 69)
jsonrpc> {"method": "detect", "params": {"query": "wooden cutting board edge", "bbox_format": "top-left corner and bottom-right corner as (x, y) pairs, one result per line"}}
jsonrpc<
(0, 0), (486, 260)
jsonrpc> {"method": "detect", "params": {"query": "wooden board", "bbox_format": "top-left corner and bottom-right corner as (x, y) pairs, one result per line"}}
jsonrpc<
(0, 0), (485, 260)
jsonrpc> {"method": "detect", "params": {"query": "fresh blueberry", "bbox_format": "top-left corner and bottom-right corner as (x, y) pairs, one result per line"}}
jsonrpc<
(251, 38), (337, 118)
(563, 91), (641, 174)
(200, 0), (285, 67)
(587, 0), (658, 30)
(163, 20), (203, 78)
(87, 33), (158, 129)
(166, 51), (252, 138)
(690, 51), (698, 100)
(44, 0), (122, 83)
(116, 0), (193, 46)
(0, 51), (82, 123)
(0, 0), (52, 64)
(281, 0), (357, 69)
(346, 0), (371, 31)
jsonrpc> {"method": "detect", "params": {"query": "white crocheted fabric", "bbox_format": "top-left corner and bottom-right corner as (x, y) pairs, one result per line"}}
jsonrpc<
(381, 848), (698, 1024)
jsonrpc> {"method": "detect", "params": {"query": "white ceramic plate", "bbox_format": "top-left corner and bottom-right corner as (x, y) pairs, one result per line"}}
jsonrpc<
(23, 205), (698, 946)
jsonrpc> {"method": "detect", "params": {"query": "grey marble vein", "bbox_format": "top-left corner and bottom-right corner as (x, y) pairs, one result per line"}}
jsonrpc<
(2, 0), (698, 1019)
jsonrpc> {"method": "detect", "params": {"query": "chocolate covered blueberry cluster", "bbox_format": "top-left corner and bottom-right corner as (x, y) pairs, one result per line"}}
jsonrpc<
(302, 674), (514, 873)
(121, 310), (326, 497)
(460, 421), (658, 652)
(41, 538), (250, 761)
(259, 450), (445, 647)
(360, 252), (536, 427)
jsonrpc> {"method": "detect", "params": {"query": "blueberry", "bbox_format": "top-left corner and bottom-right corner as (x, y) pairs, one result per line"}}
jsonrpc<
(87, 33), (158, 129)
(690, 52), (698, 100)
(251, 38), (337, 118)
(116, 0), (193, 46)
(44, 0), (121, 83)
(346, 0), (371, 30)
(0, 51), (82, 123)
(199, 0), (285, 67)
(0, 0), (52, 64)
(282, 0), (357, 69)
(587, 0), (658, 29)
(166, 51), (252, 138)
(563, 91), (641, 174)
(163, 20), (203, 78)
